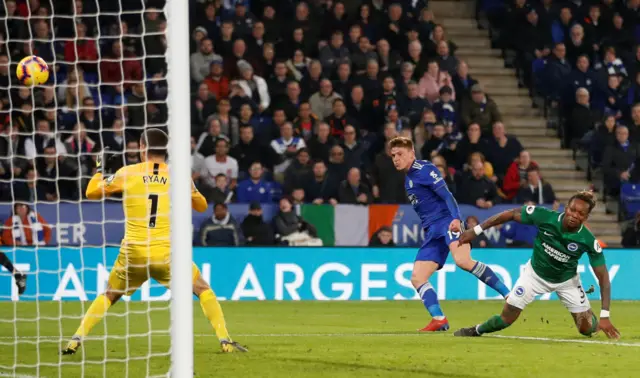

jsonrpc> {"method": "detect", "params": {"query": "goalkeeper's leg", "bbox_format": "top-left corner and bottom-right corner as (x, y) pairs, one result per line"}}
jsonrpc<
(193, 273), (247, 353)
(0, 252), (26, 295)
(62, 287), (123, 355)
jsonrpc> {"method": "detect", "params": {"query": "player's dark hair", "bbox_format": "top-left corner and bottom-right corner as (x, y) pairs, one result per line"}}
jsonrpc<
(389, 136), (414, 150)
(141, 128), (168, 158)
(569, 190), (597, 213)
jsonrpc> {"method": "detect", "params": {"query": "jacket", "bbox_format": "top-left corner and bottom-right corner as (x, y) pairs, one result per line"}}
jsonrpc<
(502, 161), (540, 200)
(309, 91), (342, 121)
(337, 180), (373, 204)
(460, 95), (502, 133)
(241, 215), (275, 246)
(198, 213), (242, 246)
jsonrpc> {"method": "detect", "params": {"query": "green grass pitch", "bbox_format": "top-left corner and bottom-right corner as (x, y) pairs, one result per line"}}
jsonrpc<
(0, 301), (639, 377)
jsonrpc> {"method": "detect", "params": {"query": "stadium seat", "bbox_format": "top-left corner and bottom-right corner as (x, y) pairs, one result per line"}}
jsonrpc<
(620, 183), (640, 219)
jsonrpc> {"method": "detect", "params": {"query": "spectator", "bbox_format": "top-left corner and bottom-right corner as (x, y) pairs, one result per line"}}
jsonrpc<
(369, 226), (395, 247)
(603, 125), (637, 195)
(565, 55), (599, 108)
(333, 61), (353, 99)
(418, 60), (443, 104)
(99, 40), (143, 93)
(545, 43), (572, 101)
(325, 98), (356, 138)
(214, 20), (235, 57)
(328, 144), (348, 182)
(432, 86), (457, 128)
(502, 150), (539, 201)
(515, 9), (551, 90)
(64, 122), (97, 177)
(319, 30), (350, 74)
(456, 160), (499, 208)
(12, 168), (47, 203)
(273, 197), (322, 246)
(2, 202), (51, 246)
(436, 40), (459, 76)
(200, 138), (239, 193)
(310, 79), (343, 121)
(451, 60), (478, 102)
(125, 82), (148, 134)
(300, 60), (324, 101)
(203, 58), (230, 101)
(466, 152), (497, 183)
(196, 118), (229, 157)
(465, 215), (490, 248)
(202, 173), (234, 204)
(271, 122), (307, 177)
(63, 20), (99, 71)
(460, 84), (502, 135)
(110, 140), (142, 172)
(292, 102), (319, 140)
(25, 119), (67, 159)
(307, 122), (336, 163)
(621, 211), (640, 247)
(36, 145), (78, 202)
(241, 202), (275, 246)
(192, 83), (218, 132)
(304, 160), (338, 205)
(236, 162), (273, 203)
(454, 123), (488, 169)
(352, 36), (377, 75)
(426, 24), (457, 58)
(591, 115), (618, 165)
(551, 7), (575, 44)
(231, 1), (257, 37)
(209, 99), (239, 145)
(224, 39), (260, 79)
(603, 74), (625, 119)
(341, 125), (367, 170)
(565, 24), (594, 68)
(403, 81), (429, 126)
(358, 59), (383, 101)
(375, 76), (404, 124)
(284, 148), (312, 194)
(421, 123), (446, 159)
(278, 81), (303, 121)
(516, 167), (558, 208)
(268, 61), (291, 105)
(486, 122), (524, 178)
(236, 60), (270, 113)
(371, 142), (406, 203)
(568, 88), (600, 148)
(377, 39), (403, 76)
(58, 66), (91, 111)
(338, 167), (372, 204)
(199, 203), (242, 246)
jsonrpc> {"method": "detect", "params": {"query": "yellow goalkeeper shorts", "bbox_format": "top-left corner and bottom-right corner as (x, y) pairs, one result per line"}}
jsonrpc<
(108, 245), (201, 296)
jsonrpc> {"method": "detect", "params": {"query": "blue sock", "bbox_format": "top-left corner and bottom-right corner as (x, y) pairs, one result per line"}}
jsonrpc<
(470, 262), (510, 298)
(417, 282), (444, 319)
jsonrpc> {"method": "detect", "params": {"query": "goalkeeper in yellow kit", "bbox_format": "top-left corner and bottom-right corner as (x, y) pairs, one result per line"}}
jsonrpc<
(62, 129), (246, 354)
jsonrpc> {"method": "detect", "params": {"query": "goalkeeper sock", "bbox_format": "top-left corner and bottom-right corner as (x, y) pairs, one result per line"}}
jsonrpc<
(199, 289), (230, 341)
(0, 252), (15, 273)
(469, 261), (510, 298)
(74, 294), (112, 338)
(477, 315), (511, 334)
(416, 282), (445, 320)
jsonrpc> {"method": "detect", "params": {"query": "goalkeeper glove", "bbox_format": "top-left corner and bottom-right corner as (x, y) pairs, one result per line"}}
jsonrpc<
(96, 148), (120, 174)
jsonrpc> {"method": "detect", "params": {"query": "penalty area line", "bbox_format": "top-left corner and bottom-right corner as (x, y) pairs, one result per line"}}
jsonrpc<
(0, 373), (43, 378)
(487, 335), (640, 347)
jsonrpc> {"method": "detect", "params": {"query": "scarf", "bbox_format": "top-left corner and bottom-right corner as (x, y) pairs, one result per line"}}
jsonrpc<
(12, 211), (44, 245)
(211, 212), (230, 225)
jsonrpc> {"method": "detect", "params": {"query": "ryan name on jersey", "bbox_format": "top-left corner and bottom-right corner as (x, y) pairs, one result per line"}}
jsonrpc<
(142, 174), (167, 185)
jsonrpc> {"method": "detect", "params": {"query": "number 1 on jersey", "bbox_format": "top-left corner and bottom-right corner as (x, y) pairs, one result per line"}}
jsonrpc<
(148, 194), (158, 228)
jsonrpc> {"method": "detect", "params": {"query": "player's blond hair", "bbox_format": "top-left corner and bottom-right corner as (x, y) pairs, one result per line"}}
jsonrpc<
(389, 136), (414, 150)
(569, 190), (597, 212)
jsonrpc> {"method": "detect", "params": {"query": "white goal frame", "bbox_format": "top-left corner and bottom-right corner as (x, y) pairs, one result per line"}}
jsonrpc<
(166, 0), (194, 376)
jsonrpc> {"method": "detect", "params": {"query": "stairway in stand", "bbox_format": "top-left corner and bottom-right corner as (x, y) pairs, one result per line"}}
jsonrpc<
(430, 0), (621, 246)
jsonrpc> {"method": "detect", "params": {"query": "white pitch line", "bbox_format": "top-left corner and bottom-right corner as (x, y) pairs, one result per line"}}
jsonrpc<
(0, 373), (42, 378)
(1, 333), (639, 348)
(487, 335), (640, 347)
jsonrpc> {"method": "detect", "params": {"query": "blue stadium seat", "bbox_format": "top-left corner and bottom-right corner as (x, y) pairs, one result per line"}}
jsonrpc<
(620, 183), (640, 219)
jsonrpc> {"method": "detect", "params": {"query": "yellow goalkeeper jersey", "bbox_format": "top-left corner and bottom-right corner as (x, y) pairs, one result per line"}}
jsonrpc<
(86, 161), (208, 250)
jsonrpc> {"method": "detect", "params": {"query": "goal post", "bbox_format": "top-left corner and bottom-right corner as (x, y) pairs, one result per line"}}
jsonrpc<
(166, 0), (194, 376)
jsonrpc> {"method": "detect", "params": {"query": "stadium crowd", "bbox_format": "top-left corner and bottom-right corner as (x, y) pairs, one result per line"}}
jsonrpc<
(20, 0), (640, 246)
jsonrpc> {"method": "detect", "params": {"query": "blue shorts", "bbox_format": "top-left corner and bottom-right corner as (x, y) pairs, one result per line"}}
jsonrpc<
(415, 218), (460, 269)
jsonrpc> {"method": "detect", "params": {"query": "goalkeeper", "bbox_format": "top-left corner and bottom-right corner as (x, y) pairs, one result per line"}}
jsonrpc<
(0, 252), (26, 295)
(62, 129), (246, 354)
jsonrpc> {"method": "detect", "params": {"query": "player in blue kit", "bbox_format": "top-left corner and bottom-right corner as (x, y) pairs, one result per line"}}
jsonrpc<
(389, 137), (510, 331)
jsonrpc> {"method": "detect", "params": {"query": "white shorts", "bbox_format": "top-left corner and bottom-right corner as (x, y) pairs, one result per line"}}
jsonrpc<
(507, 261), (590, 313)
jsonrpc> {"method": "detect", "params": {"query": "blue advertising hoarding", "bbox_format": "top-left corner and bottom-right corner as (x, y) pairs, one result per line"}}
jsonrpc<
(0, 203), (549, 247)
(1, 247), (635, 301)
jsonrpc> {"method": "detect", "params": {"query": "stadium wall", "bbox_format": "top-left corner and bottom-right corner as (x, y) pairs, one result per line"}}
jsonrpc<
(0, 247), (636, 301)
(0, 203), (559, 247)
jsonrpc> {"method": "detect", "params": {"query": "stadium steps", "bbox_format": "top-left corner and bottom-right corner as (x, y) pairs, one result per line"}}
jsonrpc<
(430, 0), (623, 245)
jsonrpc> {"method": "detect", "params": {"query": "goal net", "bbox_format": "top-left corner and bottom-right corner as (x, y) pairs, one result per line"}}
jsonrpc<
(0, 0), (192, 376)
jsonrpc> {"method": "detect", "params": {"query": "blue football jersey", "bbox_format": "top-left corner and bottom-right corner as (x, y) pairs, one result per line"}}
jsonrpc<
(405, 160), (460, 229)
